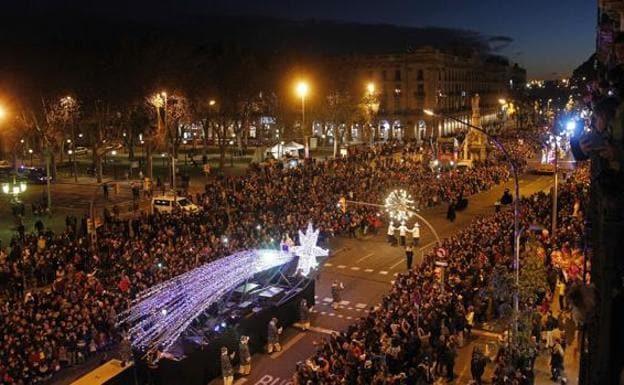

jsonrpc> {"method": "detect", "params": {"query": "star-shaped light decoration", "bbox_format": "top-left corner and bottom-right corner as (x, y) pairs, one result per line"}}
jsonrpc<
(385, 189), (415, 222)
(292, 223), (329, 276)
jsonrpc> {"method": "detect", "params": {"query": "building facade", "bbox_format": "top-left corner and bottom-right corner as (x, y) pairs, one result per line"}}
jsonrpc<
(578, 3), (624, 385)
(336, 47), (520, 141)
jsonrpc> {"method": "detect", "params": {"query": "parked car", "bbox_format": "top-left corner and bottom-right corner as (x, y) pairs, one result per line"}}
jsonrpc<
(151, 194), (199, 214)
(16, 166), (51, 184)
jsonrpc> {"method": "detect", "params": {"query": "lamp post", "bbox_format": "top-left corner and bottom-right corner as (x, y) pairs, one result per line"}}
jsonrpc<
(366, 82), (379, 144)
(424, 108), (521, 344)
(296, 81), (309, 159)
(1, 176), (27, 202)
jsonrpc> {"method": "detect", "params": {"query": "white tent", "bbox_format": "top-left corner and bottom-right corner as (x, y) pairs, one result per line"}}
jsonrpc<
(269, 141), (304, 158)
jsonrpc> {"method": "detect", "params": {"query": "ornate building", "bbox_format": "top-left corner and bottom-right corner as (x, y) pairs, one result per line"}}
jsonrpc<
(578, 2), (624, 385)
(334, 47), (522, 141)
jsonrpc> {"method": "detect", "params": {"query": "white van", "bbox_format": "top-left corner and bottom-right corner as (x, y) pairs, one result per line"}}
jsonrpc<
(151, 194), (200, 214)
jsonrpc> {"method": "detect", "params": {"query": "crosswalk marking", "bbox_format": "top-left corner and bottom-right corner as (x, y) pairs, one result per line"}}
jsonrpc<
(364, 268), (374, 273)
(379, 270), (388, 275)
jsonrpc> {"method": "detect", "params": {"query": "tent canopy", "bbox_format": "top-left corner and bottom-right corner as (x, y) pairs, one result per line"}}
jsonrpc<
(269, 141), (304, 158)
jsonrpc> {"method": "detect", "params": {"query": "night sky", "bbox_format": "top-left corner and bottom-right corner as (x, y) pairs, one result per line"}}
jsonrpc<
(210, 0), (596, 79)
(6, 0), (597, 79)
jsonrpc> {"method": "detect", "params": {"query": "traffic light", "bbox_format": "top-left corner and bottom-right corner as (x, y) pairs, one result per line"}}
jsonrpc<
(338, 197), (347, 214)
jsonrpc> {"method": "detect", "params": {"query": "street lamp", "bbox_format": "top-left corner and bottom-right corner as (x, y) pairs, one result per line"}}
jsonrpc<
(425, 108), (521, 344)
(2, 176), (27, 201)
(367, 82), (376, 95)
(28, 149), (33, 166)
(295, 81), (310, 158)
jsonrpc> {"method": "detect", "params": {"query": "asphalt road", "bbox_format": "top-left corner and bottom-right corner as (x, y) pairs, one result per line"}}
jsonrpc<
(207, 173), (560, 385)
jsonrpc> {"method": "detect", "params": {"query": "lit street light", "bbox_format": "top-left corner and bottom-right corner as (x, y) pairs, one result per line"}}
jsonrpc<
(295, 81), (310, 159)
(366, 82), (375, 95)
(424, 108), (521, 345)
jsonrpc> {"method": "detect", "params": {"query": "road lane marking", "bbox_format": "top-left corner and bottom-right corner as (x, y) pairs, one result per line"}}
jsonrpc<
(337, 265), (346, 269)
(339, 300), (350, 306)
(350, 266), (360, 271)
(364, 268), (374, 273)
(389, 258), (405, 270)
(309, 326), (338, 335)
(329, 313), (335, 317)
(331, 247), (346, 255)
(321, 311), (327, 315)
(322, 297), (332, 302)
(390, 280), (395, 285)
(356, 252), (375, 263)
(346, 316), (353, 320)
(272, 333), (306, 359)
(338, 314), (344, 318)
(379, 270), (388, 275)
(355, 303), (367, 309)
(347, 307), (353, 310)
(324, 263), (333, 267)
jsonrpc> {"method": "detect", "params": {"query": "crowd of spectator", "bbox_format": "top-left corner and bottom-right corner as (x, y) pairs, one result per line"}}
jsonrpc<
(294, 167), (588, 385)
(0, 141), (523, 384)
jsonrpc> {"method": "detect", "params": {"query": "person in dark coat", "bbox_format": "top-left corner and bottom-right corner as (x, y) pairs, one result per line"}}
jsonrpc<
(405, 245), (414, 270)
(266, 317), (282, 353)
(238, 336), (251, 375)
(331, 280), (344, 310)
(470, 346), (489, 385)
(299, 299), (311, 330)
(500, 188), (513, 205)
(220, 346), (235, 385)
(550, 339), (565, 381)
(446, 202), (456, 222)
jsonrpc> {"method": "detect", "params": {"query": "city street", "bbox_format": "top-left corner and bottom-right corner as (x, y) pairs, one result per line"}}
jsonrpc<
(207, 173), (579, 385)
